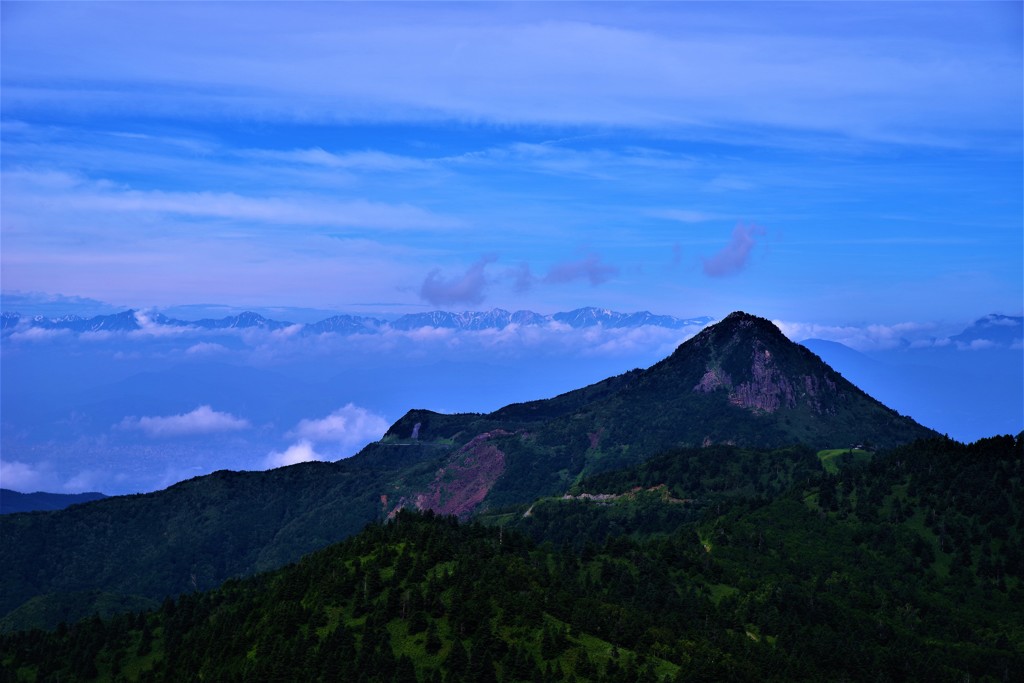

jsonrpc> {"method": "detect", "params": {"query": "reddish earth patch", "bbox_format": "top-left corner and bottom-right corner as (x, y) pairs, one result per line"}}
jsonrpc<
(413, 430), (512, 518)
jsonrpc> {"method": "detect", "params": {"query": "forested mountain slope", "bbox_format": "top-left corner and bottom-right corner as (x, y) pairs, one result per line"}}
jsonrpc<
(0, 454), (427, 632)
(2, 435), (1020, 682)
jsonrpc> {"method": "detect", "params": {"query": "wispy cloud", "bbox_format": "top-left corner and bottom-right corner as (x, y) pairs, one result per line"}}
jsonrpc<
(436, 250), (618, 299)
(6, 173), (460, 232)
(118, 405), (250, 438)
(241, 147), (435, 173)
(702, 224), (765, 277)
(543, 254), (619, 286)
(7, 327), (71, 343)
(4, 4), (1016, 145)
(454, 142), (696, 179)
(651, 209), (723, 224)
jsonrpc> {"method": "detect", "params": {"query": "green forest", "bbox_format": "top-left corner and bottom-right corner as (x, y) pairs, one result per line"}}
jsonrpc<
(2, 435), (1021, 682)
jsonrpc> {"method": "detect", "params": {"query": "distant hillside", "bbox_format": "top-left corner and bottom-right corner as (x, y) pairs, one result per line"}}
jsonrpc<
(0, 490), (107, 515)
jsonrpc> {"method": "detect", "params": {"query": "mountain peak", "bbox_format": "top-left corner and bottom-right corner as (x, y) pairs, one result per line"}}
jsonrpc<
(676, 310), (786, 357)
(371, 309), (935, 520)
(637, 310), (935, 446)
(723, 310), (758, 320)
(719, 310), (779, 329)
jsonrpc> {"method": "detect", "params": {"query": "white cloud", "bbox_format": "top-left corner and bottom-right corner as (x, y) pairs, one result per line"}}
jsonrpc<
(0, 460), (53, 492)
(130, 310), (195, 338)
(262, 440), (324, 469)
(185, 341), (229, 356)
(288, 404), (390, 454)
(119, 405), (250, 438)
(959, 339), (996, 351)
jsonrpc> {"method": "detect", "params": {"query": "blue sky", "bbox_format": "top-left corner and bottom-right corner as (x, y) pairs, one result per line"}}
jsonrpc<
(1, 2), (1022, 494)
(2, 1), (1021, 326)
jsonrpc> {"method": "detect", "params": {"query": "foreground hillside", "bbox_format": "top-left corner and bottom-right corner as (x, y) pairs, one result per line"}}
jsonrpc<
(2, 435), (1021, 682)
(0, 312), (937, 632)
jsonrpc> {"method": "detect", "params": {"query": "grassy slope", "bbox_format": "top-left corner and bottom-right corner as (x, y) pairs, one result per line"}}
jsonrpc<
(816, 448), (872, 474)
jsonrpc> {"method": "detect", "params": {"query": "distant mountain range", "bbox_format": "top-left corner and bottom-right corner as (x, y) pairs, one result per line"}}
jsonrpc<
(0, 307), (713, 336)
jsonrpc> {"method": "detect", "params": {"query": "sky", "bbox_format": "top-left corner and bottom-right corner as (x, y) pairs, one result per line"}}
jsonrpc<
(1, 1), (1020, 327)
(1, 2), (1023, 495)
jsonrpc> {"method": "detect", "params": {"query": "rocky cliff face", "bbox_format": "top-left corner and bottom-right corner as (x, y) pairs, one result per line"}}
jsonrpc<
(694, 339), (841, 415)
